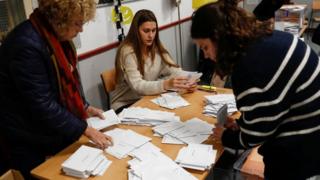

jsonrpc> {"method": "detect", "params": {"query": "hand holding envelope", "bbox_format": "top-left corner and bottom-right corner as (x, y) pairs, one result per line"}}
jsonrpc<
(213, 104), (239, 145)
(186, 72), (203, 85)
(212, 104), (227, 145)
(165, 71), (202, 93)
(216, 104), (228, 125)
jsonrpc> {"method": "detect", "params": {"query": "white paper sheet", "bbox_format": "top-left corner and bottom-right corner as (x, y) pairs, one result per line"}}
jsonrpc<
(87, 109), (120, 130)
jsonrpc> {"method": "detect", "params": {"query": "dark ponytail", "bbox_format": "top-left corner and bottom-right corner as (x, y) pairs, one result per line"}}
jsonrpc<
(191, 1), (272, 75)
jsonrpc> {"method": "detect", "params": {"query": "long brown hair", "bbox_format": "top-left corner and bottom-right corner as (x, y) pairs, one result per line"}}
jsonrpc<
(115, 9), (178, 81)
(191, 0), (272, 76)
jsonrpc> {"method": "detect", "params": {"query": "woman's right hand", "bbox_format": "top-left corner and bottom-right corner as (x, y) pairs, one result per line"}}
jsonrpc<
(164, 76), (194, 91)
(84, 127), (113, 149)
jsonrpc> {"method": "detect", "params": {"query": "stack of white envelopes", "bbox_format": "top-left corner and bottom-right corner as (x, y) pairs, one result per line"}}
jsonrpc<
(151, 92), (190, 109)
(175, 144), (217, 171)
(153, 118), (214, 144)
(119, 107), (180, 126)
(127, 142), (197, 180)
(203, 94), (238, 117)
(61, 145), (112, 178)
(104, 128), (151, 159)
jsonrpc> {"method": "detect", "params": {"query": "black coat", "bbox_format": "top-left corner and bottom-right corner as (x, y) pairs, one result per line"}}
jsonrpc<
(0, 20), (87, 156)
(253, 0), (288, 21)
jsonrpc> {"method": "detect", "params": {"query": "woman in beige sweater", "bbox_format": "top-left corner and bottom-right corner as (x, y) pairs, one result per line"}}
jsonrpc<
(111, 9), (195, 113)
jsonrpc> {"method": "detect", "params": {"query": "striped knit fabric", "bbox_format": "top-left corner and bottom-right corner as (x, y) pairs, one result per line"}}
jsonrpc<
(222, 30), (320, 179)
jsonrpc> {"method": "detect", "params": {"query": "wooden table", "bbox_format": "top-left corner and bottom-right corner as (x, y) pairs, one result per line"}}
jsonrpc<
(31, 89), (233, 180)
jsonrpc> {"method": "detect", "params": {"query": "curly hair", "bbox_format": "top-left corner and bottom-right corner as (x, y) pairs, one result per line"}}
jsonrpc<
(191, 0), (273, 75)
(115, 9), (178, 81)
(38, 0), (96, 31)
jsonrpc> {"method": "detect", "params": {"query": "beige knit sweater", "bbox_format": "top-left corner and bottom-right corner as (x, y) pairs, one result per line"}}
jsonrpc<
(111, 45), (181, 111)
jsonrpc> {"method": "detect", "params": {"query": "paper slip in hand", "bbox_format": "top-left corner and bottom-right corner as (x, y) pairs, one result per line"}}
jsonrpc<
(187, 72), (203, 84)
(217, 104), (228, 125)
(178, 70), (203, 83)
(87, 109), (120, 130)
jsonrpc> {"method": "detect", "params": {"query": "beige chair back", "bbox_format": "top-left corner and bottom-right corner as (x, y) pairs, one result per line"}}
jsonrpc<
(100, 68), (116, 109)
(101, 68), (116, 93)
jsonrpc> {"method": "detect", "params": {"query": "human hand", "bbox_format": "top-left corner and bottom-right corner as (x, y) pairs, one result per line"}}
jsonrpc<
(86, 106), (104, 119)
(225, 116), (239, 131)
(212, 124), (225, 144)
(84, 127), (113, 149)
(186, 81), (198, 93)
(164, 76), (192, 90)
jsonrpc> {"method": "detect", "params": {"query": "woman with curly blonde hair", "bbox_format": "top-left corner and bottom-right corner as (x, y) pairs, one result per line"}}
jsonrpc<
(0, 1), (112, 179)
(192, 1), (320, 179)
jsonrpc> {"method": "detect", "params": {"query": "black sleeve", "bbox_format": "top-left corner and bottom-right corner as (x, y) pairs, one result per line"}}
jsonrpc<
(10, 41), (87, 142)
(253, 0), (286, 21)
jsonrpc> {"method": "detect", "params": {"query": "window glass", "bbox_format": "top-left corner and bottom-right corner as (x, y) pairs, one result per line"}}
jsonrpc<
(0, 0), (26, 43)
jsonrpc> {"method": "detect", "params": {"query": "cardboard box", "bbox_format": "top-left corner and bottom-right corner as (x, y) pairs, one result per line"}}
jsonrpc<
(0, 170), (24, 180)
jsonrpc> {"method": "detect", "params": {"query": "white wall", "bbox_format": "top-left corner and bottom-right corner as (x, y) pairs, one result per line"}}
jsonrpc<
(78, 0), (193, 54)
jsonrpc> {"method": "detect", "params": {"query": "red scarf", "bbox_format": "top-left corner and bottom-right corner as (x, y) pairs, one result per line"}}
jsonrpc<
(30, 9), (88, 120)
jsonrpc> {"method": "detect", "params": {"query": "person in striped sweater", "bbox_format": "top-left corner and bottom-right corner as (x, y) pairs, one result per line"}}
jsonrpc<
(191, 1), (320, 179)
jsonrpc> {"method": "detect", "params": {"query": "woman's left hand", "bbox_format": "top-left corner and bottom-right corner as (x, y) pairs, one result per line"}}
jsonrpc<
(86, 106), (105, 119)
(186, 82), (198, 92)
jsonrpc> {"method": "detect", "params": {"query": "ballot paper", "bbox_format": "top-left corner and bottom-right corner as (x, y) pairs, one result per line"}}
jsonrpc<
(61, 145), (112, 178)
(178, 70), (203, 84)
(127, 143), (197, 180)
(87, 109), (120, 130)
(104, 128), (151, 159)
(152, 121), (184, 136)
(217, 104), (228, 125)
(128, 142), (161, 162)
(119, 107), (180, 126)
(203, 94), (238, 117)
(153, 118), (214, 144)
(166, 71), (202, 92)
(175, 144), (216, 171)
(151, 92), (190, 109)
(162, 135), (185, 144)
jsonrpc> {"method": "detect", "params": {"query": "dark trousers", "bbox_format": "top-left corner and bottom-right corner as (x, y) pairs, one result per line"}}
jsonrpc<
(10, 146), (45, 180)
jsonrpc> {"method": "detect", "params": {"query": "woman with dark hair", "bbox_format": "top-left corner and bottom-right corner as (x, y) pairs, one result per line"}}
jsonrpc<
(191, 1), (320, 179)
(0, 0), (113, 179)
(112, 9), (196, 112)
